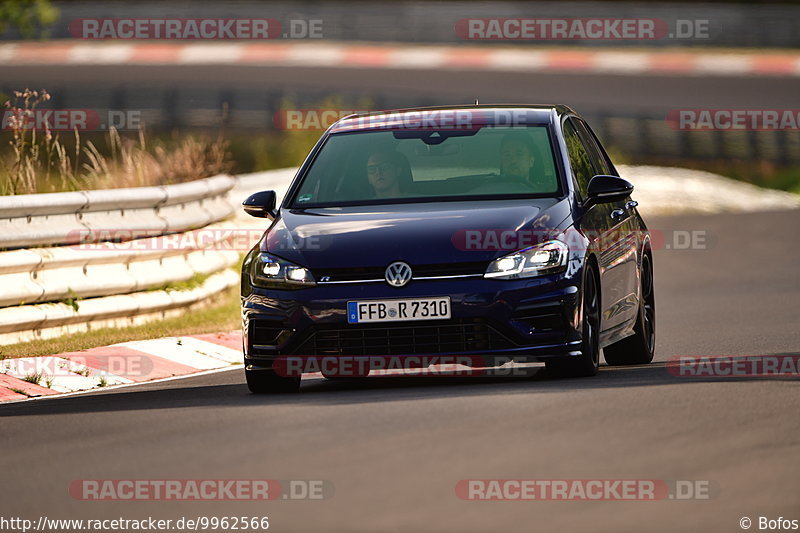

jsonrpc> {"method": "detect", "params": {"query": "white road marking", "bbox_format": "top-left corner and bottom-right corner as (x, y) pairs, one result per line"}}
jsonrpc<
(179, 44), (243, 64)
(592, 52), (652, 73)
(120, 338), (232, 370)
(69, 44), (133, 64)
(1, 356), (130, 392)
(0, 365), (242, 405)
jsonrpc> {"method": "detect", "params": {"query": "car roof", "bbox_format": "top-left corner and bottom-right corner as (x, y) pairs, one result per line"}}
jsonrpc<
(329, 104), (577, 133)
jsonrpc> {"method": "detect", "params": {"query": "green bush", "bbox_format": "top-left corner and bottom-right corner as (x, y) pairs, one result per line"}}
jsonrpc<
(0, 0), (59, 40)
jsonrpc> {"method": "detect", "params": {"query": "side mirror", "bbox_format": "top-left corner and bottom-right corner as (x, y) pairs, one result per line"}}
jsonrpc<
(243, 190), (277, 218)
(585, 175), (633, 206)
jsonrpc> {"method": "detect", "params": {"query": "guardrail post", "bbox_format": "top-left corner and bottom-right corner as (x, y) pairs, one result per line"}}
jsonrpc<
(163, 89), (179, 130)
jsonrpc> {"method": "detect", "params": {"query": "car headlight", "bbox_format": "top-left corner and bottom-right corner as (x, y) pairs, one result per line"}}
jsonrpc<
(252, 253), (316, 288)
(484, 240), (569, 279)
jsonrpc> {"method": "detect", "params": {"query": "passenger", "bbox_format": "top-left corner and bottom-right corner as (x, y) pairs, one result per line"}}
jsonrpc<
(499, 132), (536, 180)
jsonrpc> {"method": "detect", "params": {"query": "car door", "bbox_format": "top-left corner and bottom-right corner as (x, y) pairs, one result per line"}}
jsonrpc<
(561, 118), (616, 334)
(573, 118), (640, 334)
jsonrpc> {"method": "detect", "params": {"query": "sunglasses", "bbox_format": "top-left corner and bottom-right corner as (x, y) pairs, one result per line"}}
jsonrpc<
(367, 162), (396, 175)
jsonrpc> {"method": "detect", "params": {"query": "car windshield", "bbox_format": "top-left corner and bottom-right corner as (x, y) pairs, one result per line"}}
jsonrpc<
(289, 125), (560, 207)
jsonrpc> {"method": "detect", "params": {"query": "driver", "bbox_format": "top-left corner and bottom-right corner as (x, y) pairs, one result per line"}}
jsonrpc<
(366, 150), (406, 198)
(499, 132), (536, 180)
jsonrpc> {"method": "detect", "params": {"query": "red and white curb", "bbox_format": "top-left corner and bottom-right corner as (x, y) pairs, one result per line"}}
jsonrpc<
(0, 331), (242, 403)
(1, 41), (799, 77)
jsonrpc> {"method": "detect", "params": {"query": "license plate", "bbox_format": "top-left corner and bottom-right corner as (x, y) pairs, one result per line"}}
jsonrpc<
(347, 297), (451, 324)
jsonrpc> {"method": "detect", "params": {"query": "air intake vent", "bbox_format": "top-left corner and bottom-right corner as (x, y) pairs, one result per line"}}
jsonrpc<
(290, 319), (516, 356)
(251, 320), (290, 347)
(512, 303), (565, 332)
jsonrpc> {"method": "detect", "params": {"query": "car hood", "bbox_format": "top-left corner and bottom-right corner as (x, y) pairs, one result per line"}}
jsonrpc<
(262, 198), (572, 269)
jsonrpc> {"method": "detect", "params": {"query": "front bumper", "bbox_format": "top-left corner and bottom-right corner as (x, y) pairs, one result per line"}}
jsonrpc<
(242, 273), (584, 368)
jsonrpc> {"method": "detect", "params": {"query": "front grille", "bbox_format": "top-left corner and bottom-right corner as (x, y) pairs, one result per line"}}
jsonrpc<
(290, 319), (517, 356)
(314, 262), (486, 282)
(314, 266), (383, 282)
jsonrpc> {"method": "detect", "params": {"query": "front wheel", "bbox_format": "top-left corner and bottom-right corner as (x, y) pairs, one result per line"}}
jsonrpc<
(603, 254), (655, 366)
(546, 266), (600, 377)
(246, 367), (301, 393)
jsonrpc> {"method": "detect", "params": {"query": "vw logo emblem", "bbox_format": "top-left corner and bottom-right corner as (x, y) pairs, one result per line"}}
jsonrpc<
(385, 261), (412, 287)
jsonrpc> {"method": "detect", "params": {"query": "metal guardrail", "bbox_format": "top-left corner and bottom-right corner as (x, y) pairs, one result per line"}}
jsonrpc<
(0, 270), (240, 345)
(2, 1), (800, 49)
(0, 220), (242, 308)
(583, 111), (800, 166)
(0, 175), (236, 249)
(0, 172), (293, 346)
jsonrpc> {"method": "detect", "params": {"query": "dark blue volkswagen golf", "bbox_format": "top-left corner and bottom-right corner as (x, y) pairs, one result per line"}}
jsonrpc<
(241, 105), (655, 392)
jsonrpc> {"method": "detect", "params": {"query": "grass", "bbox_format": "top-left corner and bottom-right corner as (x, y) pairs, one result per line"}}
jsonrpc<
(6, 88), (795, 195)
(0, 88), (234, 195)
(21, 372), (42, 385)
(61, 287), (80, 312)
(0, 285), (241, 359)
(604, 146), (800, 194)
(148, 271), (213, 293)
(615, 155), (800, 194)
(0, 92), (367, 195)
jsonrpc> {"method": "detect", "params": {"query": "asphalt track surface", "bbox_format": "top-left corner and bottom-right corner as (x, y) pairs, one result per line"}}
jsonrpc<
(1, 209), (798, 533)
(3, 64), (800, 112)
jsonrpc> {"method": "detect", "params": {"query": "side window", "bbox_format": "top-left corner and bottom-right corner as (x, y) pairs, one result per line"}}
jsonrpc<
(562, 119), (597, 199)
(574, 119), (615, 176)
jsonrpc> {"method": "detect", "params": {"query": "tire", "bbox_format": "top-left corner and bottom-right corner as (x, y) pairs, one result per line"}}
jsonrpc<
(245, 367), (301, 393)
(603, 253), (655, 366)
(546, 265), (600, 377)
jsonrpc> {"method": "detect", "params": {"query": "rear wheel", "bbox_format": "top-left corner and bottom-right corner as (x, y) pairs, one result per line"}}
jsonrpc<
(246, 367), (301, 393)
(546, 266), (600, 377)
(603, 254), (655, 365)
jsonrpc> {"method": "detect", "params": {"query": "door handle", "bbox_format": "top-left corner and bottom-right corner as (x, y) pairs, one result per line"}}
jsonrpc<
(625, 200), (639, 210)
(610, 208), (626, 220)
